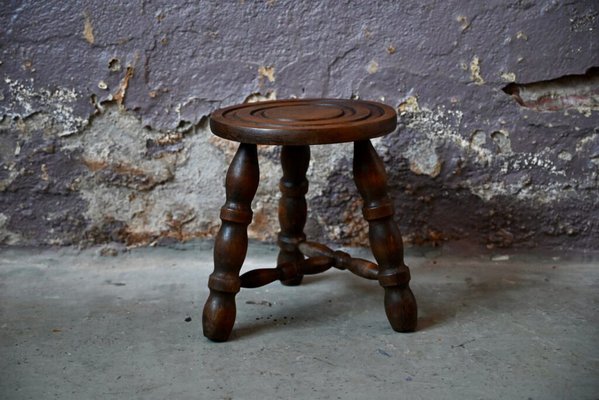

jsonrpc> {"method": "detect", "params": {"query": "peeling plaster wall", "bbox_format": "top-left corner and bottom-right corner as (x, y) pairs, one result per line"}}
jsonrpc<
(1, 0), (598, 249)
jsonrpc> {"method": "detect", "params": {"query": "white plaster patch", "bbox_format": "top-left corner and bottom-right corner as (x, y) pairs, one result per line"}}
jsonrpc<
(258, 65), (276, 83)
(575, 133), (599, 167)
(491, 130), (512, 154)
(3, 77), (88, 136)
(367, 60), (379, 74)
(398, 96), (570, 203)
(470, 56), (484, 85)
(399, 96), (494, 167)
(558, 151), (573, 161)
(244, 91), (277, 103)
(576, 133), (598, 153)
(470, 130), (486, 148)
(501, 72), (517, 82)
(404, 141), (442, 177)
(64, 106), (227, 239)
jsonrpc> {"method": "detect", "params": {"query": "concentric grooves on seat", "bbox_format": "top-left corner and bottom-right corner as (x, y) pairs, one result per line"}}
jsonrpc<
(220, 100), (386, 129)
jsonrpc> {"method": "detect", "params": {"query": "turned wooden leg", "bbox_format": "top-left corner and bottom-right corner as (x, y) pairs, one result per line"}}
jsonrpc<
(202, 143), (259, 342)
(353, 140), (417, 332)
(277, 145), (310, 286)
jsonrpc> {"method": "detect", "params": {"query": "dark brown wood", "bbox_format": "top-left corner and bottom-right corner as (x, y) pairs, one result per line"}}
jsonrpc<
(203, 99), (418, 341)
(209, 99), (397, 145)
(353, 139), (417, 332)
(202, 143), (259, 342)
(240, 256), (334, 288)
(298, 241), (379, 280)
(277, 145), (310, 286)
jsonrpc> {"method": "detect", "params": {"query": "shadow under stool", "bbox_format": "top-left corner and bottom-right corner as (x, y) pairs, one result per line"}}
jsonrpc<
(203, 98), (417, 342)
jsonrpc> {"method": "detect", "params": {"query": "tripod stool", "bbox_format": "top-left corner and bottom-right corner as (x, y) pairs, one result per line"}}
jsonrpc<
(203, 98), (417, 342)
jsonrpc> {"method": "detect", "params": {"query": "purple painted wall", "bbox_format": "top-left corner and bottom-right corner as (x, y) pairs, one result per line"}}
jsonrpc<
(1, 1), (598, 249)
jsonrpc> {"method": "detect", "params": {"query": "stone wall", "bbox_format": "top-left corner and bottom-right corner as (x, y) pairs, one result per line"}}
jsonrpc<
(1, 0), (598, 249)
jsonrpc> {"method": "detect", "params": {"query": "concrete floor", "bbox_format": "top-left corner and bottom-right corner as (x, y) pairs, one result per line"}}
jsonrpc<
(0, 242), (598, 400)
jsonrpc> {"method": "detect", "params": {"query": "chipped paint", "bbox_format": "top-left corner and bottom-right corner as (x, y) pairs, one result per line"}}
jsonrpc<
(258, 66), (276, 83)
(398, 96), (420, 113)
(83, 12), (95, 44)
(3, 77), (88, 136)
(244, 91), (277, 103)
(399, 97), (495, 167)
(470, 56), (484, 85)
(501, 72), (517, 82)
(113, 66), (135, 105)
(405, 143), (442, 177)
(66, 105), (228, 246)
(367, 60), (379, 74)
(558, 151), (573, 161)
(456, 15), (470, 31)
(394, 96), (575, 210)
(490, 130), (511, 154)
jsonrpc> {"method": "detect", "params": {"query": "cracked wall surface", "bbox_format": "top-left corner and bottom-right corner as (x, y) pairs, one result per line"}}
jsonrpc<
(1, 0), (598, 250)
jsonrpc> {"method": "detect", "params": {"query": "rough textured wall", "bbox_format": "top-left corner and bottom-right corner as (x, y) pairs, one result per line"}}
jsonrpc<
(1, 0), (598, 249)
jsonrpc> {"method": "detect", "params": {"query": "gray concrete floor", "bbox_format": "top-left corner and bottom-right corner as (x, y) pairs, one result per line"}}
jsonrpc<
(0, 242), (598, 400)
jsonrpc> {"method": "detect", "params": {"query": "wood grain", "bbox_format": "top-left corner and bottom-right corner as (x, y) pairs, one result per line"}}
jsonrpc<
(210, 99), (397, 145)
(203, 99), (417, 342)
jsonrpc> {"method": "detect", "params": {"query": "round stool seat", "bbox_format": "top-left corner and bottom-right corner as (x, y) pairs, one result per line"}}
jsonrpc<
(209, 98), (397, 145)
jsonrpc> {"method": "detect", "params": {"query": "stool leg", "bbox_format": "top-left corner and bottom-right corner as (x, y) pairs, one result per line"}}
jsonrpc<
(277, 145), (310, 286)
(202, 143), (260, 342)
(353, 140), (417, 332)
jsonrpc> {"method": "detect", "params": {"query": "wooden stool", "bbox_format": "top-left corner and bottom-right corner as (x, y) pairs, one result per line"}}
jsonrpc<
(203, 99), (417, 342)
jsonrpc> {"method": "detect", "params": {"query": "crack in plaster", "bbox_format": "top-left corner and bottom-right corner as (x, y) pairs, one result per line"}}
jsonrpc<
(503, 67), (599, 113)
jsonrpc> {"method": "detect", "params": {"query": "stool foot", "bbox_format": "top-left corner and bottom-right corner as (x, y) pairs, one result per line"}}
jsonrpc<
(384, 286), (418, 332)
(203, 294), (236, 342)
(202, 143), (259, 342)
(353, 140), (418, 332)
